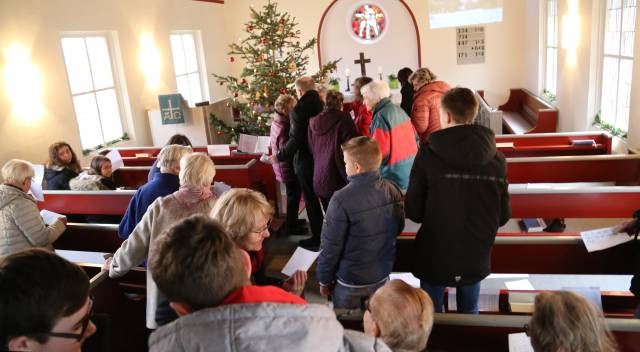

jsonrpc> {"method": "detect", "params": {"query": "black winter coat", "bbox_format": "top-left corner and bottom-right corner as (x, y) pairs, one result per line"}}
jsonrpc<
(276, 90), (324, 174)
(44, 167), (79, 190)
(406, 124), (511, 286)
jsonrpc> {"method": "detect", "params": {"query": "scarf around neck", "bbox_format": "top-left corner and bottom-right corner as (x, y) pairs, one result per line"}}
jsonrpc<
(173, 185), (214, 206)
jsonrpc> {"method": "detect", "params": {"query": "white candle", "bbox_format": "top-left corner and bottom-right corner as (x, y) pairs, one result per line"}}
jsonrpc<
(378, 66), (383, 74)
(345, 68), (351, 77)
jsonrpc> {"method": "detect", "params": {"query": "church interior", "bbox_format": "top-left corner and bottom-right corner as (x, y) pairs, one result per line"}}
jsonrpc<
(1, 0), (640, 351)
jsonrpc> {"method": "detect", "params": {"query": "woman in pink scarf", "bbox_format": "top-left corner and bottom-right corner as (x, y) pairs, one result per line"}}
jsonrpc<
(106, 152), (217, 329)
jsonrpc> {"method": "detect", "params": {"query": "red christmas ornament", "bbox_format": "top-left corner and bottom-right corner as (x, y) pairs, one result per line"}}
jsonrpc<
(233, 92), (239, 98)
(280, 18), (286, 25)
(216, 131), (225, 136)
(280, 88), (286, 94)
(219, 81), (224, 86)
(241, 78), (247, 84)
(247, 24), (254, 32)
(261, 38), (268, 45)
(288, 32), (294, 38)
(295, 41), (300, 47)
(229, 56), (235, 62)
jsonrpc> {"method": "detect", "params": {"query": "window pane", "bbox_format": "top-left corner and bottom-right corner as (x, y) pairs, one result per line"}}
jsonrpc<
(176, 74), (191, 104)
(72, 93), (103, 148)
(61, 38), (94, 94)
(616, 58), (633, 130)
(604, 1), (623, 55)
(621, 1), (637, 56)
(170, 35), (187, 75)
(182, 34), (199, 73)
(96, 89), (123, 141)
(546, 47), (557, 95)
(601, 56), (620, 125)
(85, 37), (114, 90)
(187, 72), (203, 106)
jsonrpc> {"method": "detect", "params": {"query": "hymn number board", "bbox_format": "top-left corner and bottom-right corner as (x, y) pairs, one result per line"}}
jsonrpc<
(456, 26), (485, 65)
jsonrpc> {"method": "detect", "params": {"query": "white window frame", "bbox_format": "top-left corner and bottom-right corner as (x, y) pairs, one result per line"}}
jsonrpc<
(59, 31), (129, 149)
(543, 0), (559, 97)
(170, 30), (210, 107)
(596, 0), (637, 132)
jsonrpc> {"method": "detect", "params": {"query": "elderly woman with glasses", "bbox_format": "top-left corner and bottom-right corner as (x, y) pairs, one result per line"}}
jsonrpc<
(0, 159), (66, 260)
(211, 188), (307, 296)
(107, 153), (217, 329)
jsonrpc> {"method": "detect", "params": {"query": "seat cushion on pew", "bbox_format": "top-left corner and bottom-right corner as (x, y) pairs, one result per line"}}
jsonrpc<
(503, 111), (534, 135)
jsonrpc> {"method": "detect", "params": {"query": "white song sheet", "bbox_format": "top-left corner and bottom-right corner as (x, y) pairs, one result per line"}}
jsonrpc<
(281, 247), (320, 277)
(509, 333), (534, 352)
(207, 144), (231, 157)
(580, 227), (632, 252)
(40, 209), (66, 225)
(105, 150), (124, 170)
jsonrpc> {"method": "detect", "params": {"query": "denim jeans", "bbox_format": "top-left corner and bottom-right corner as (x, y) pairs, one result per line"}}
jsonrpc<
(421, 281), (481, 314)
(332, 279), (388, 309)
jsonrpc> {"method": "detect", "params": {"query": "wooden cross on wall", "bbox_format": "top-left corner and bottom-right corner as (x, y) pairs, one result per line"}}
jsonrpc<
(354, 52), (371, 77)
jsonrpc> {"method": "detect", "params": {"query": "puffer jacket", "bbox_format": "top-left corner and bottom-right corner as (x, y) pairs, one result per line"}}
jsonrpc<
(270, 111), (295, 183)
(148, 302), (391, 352)
(317, 171), (404, 286)
(69, 171), (111, 191)
(370, 98), (418, 189)
(411, 81), (451, 143)
(406, 124), (511, 286)
(0, 184), (66, 260)
(308, 108), (358, 198)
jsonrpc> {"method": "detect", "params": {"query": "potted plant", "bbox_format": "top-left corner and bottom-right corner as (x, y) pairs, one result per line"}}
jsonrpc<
(328, 77), (341, 91)
(388, 74), (399, 89)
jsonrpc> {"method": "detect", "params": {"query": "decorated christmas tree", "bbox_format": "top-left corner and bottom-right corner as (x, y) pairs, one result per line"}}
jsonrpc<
(210, 1), (340, 140)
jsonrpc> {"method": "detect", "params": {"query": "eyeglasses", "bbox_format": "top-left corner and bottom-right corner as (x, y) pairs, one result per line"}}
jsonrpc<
(41, 296), (94, 341)
(251, 219), (272, 234)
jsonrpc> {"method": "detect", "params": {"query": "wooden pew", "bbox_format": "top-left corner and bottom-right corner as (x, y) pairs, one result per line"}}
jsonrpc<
(54, 223), (122, 253)
(102, 146), (278, 206)
(498, 88), (558, 134)
(496, 131), (613, 157)
(113, 160), (258, 189)
(58, 251), (148, 352)
(507, 154), (640, 185)
(38, 190), (135, 215)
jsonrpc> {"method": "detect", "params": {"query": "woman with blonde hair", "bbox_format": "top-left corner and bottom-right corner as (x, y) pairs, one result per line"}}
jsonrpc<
(211, 188), (307, 295)
(409, 68), (451, 143)
(0, 159), (66, 259)
(528, 291), (618, 352)
(363, 279), (434, 352)
(107, 152), (217, 329)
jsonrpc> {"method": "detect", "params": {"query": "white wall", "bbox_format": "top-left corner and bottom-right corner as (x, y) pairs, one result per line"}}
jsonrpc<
(319, 1), (420, 86)
(0, 0), (228, 168)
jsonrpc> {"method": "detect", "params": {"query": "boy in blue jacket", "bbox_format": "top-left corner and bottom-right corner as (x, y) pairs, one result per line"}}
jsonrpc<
(317, 136), (405, 309)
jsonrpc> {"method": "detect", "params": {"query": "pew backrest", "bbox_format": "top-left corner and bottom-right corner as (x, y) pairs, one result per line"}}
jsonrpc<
(39, 190), (135, 215)
(499, 88), (558, 134)
(496, 131), (613, 157)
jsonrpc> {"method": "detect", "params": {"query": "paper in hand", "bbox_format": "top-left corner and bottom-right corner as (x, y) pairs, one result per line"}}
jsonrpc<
(580, 227), (632, 252)
(281, 246), (320, 277)
(40, 209), (66, 225)
(508, 333), (534, 352)
(29, 182), (44, 202)
(105, 150), (124, 170)
(33, 164), (45, 184)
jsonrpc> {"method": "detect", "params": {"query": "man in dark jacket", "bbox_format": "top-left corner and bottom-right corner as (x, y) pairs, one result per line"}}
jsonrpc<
(405, 87), (510, 314)
(317, 137), (404, 309)
(273, 77), (324, 249)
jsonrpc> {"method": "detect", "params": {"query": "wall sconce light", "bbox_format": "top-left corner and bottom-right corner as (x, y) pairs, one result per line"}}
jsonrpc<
(138, 34), (161, 89)
(3, 44), (45, 122)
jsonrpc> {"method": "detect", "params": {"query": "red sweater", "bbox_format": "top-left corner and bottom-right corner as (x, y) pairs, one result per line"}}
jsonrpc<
(222, 285), (307, 305)
(353, 100), (373, 137)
